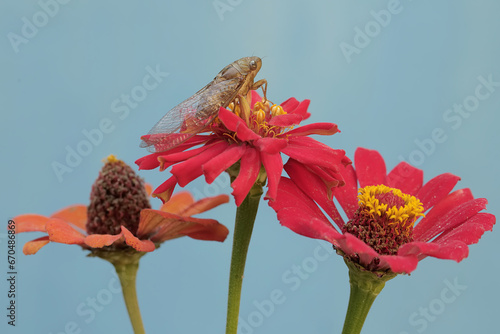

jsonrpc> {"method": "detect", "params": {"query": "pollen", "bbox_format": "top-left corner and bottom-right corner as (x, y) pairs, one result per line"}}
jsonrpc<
(358, 185), (425, 234)
(342, 185), (425, 257)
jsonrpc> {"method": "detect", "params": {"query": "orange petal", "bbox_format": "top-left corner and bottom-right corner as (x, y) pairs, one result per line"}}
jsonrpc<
(144, 183), (153, 197)
(160, 191), (195, 214)
(14, 214), (49, 233)
(121, 226), (155, 252)
(145, 210), (229, 243)
(45, 219), (86, 245)
(180, 194), (230, 217)
(85, 233), (123, 248)
(51, 205), (88, 230)
(137, 209), (178, 238)
(166, 217), (229, 242)
(23, 236), (50, 255)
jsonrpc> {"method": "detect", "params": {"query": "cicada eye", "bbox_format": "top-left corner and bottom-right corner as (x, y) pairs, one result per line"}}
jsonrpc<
(249, 60), (257, 70)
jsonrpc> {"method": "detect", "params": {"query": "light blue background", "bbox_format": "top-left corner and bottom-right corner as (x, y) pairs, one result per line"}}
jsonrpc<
(1, 1), (499, 333)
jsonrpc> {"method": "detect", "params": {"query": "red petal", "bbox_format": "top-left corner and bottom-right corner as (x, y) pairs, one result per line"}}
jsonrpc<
(386, 162), (423, 195)
(253, 137), (288, 154)
(170, 141), (229, 187)
(284, 159), (345, 228)
(51, 205), (87, 230)
(14, 214), (49, 233)
(378, 254), (419, 274)
(181, 194), (230, 217)
(282, 137), (345, 170)
(121, 226), (155, 252)
(135, 152), (163, 170)
(23, 236), (50, 255)
(354, 148), (387, 187)
(280, 97), (300, 112)
(416, 173), (461, 211)
(286, 99), (311, 119)
(153, 176), (178, 203)
(203, 145), (246, 183)
(268, 114), (304, 127)
(416, 196), (486, 242)
(261, 152), (283, 202)
(250, 90), (262, 106)
(414, 189), (474, 240)
(271, 178), (337, 240)
(231, 148), (261, 206)
(434, 213), (495, 245)
(334, 164), (359, 220)
(218, 108), (259, 141)
(284, 123), (339, 137)
(45, 219), (86, 245)
(85, 233), (123, 248)
(398, 240), (469, 262)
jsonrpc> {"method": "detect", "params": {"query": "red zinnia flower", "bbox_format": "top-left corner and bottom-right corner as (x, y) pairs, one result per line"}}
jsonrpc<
(15, 155), (229, 255)
(136, 91), (351, 206)
(271, 147), (495, 274)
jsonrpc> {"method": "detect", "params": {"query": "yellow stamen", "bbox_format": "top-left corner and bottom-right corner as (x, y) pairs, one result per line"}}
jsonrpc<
(358, 185), (425, 234)
(271, 104), (286, 117)
(254, 109), (266, 124)
(105, 154), (120, 163)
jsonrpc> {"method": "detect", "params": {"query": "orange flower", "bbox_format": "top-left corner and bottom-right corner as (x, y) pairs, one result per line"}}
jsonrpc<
(15, 155), (229, 255)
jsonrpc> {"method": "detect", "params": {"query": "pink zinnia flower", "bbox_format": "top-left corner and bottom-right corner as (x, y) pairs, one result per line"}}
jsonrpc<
(271, 147), (495, 274)
(137, 91), (350, 206)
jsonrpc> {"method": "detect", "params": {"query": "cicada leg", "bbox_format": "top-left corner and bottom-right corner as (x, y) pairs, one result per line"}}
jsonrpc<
(252, 79), (267, 102)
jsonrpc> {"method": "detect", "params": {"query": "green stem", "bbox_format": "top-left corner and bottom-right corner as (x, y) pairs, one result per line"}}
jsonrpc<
(113, 258), (145, 334)
(341, 260), (396, 334)
(225, 184), (263, 334)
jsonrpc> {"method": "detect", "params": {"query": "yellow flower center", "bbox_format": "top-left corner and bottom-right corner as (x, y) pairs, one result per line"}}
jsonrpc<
(358, 185), (425, 235)
(341, 185), (425, 262)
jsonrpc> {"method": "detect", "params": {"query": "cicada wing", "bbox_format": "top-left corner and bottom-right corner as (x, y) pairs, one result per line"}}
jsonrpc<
(140, 77), (243, 153)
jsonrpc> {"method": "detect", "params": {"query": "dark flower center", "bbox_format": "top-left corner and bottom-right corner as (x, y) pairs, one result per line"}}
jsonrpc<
(86, 155), (151, 236)
(342, 185), (424, 258)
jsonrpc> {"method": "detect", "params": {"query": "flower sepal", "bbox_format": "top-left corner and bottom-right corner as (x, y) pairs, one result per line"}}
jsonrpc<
(341, 257), (397, 334)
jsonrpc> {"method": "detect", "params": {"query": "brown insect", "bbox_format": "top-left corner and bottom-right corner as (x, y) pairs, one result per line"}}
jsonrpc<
(140, 56), (267, 152)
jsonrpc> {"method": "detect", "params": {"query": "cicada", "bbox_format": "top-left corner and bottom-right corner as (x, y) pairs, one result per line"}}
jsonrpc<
(140, 56), (267, 153)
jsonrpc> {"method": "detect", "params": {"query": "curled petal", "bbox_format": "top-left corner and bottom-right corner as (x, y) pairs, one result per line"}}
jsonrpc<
(121, 226), (155, 252)
(173, 217), (229, 242)
(334, 164), (359, 220)
(253, 137), (288, 154)
(23, 236), (50, 255)
(284, 123), (339, 137)
(203, 145), (246, 184)
(261, 152), (283, 202)
(153, 176), (178, 203)
(268, 114), (304, 127)
(85, 233), (123, 248)
(232, 148), (261, 206)
(434, 213), (495, 245)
